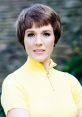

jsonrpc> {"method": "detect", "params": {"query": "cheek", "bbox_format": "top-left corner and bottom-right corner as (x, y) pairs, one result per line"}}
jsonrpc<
(24, 39), (31, 54)
(24, 38), (32, 49)
(48, 38), (55, 48)
(48, 43), (54, 51)
(46, 38), (55, 53)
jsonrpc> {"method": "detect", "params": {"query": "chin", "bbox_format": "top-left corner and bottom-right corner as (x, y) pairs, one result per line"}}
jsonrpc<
(32, 56), (48, 63)
(34, 57), (48, 62)
(35, 58), (46, 62)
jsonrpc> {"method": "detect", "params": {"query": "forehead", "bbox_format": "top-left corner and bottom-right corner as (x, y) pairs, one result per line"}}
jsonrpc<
(25, 23), (53, 32)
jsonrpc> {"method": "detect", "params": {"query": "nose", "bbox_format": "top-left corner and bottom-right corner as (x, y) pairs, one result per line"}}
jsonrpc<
(35, 35), (43, 46)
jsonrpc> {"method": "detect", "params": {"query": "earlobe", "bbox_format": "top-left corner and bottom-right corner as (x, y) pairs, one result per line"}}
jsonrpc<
(54, 36), (56, 47)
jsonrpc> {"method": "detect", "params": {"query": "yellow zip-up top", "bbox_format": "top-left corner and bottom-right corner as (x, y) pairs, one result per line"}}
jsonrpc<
(1, 57), (82, 117)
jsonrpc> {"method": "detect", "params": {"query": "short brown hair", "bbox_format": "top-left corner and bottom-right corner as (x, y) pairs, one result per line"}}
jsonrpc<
(16, 3), (61, 47)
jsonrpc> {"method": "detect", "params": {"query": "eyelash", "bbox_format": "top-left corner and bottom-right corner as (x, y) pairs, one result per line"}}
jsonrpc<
(27, 33), (35, 37)
(27, 32), (51, 38)
(43, 32), (50, 36)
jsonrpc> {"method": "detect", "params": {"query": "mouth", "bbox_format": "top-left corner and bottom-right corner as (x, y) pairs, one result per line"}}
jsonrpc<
(33, 49), (45, 53)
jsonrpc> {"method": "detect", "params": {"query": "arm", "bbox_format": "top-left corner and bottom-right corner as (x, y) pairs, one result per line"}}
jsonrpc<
(77, 108), (82, 117)
(66, 73), (82, 116)
(7, 108), (29, 117)
(1, 75), (30, 117)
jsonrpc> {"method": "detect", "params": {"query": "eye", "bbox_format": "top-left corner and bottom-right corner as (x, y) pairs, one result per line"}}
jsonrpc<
(27, 33), (35, 37)
(43, 32), (51, 37)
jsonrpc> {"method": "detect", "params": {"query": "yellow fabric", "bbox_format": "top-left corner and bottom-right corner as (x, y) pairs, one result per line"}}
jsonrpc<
(1, 57), (82, 117)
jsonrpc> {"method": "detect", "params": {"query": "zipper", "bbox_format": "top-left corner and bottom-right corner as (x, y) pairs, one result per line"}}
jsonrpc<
(46, 71), (55, 91)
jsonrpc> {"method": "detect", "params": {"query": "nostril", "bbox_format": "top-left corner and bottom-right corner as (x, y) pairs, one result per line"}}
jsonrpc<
(35, 43), (43, 46)
(35, 38), (43, 46)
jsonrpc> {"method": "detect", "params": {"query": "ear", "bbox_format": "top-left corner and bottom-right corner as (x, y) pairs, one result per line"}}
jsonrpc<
(54, 43), (56, 47)
(54, 37), (56, 47)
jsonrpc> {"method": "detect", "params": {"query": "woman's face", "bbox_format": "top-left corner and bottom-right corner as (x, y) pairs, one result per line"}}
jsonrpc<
(24, 23), (55, 62)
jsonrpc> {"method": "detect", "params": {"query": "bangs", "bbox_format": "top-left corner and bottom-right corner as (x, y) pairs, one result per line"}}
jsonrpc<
(24, 14), (50, 30)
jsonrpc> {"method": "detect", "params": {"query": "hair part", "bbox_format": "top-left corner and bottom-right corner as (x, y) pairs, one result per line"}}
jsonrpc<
(16, 4), (61, 48)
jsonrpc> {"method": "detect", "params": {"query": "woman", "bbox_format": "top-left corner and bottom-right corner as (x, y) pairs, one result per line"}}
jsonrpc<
(1, 3), (82, 117)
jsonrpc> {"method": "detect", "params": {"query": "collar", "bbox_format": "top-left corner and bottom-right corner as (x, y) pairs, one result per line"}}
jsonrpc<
(25, 56), (57, 73)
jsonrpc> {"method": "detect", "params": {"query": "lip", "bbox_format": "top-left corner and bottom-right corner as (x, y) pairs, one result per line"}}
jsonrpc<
(33, 49), (45, 53)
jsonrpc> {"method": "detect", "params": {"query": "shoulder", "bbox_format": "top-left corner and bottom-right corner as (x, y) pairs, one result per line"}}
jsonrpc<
(53, 68), (72, 78)
(4, 60), (28, 80)
(2, 64), (25, 89)
(53, 69), (82, 96)
(53, 68), (80, 85)
(1, 66), (26, 101)
(2, 74), (20, 92)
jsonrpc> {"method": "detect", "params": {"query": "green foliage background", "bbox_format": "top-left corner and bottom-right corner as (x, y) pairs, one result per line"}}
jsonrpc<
(0, 0), (82, 87)
(0, 0), (82, 116)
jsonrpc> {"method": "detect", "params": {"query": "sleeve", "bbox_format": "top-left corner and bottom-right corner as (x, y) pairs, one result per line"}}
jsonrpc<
(67, 73), (82, 109)
(1, 75), (29, 116)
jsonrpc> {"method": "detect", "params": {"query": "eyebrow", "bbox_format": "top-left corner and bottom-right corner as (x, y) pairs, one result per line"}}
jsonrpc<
(25, 30), (34, 33)
(25, 30), (52, 33)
